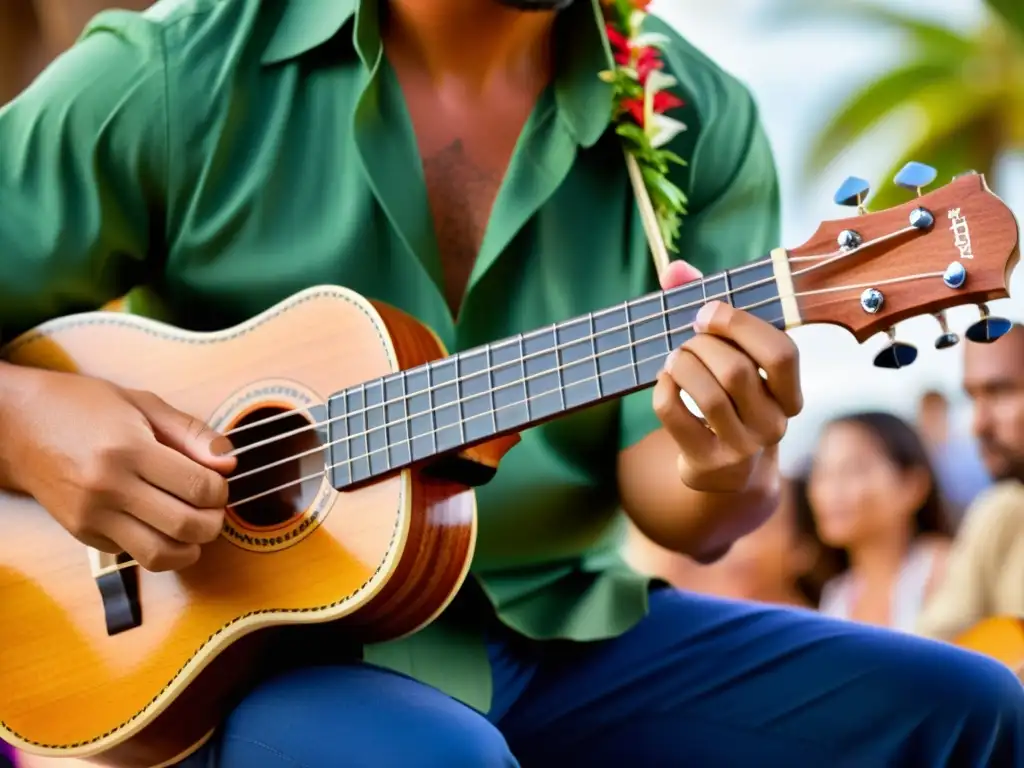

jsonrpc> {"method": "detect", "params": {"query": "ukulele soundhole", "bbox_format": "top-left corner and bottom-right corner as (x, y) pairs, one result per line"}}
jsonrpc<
(227, 406), (326, 529)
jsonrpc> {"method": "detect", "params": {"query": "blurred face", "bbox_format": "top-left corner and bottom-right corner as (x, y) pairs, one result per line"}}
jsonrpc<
(808, 422), (928, 549)
(964, 327), (1024, 482)
(718, 482), (811, 599)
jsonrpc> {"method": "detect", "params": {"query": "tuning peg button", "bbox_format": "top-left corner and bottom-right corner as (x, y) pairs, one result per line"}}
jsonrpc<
(833, 176), (871, 208)
(966, 304), (1013, 343)
(874, 328), (918, 369)
(894, 161), (937, 194)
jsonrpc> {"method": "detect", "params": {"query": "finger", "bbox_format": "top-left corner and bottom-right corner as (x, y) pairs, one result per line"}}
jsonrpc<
(658, 259), (703, 290)
(99, 510), (202, 572)
(652, 370), (716, 458)
(136, 441), (230, 510)
(693, 301), (803, 417)
(127, 390), (238, 474)
(663, 348), (758, 456)
(683, 334), (788, 447)
(121, 477), (225, 545)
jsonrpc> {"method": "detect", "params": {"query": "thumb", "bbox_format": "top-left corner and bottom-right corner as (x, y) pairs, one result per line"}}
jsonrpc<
(659, 259), (703, 291)
(128, 390), (237, 474)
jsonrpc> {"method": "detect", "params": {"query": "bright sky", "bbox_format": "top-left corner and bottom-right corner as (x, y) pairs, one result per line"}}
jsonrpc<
(653, 0), (1023, 468)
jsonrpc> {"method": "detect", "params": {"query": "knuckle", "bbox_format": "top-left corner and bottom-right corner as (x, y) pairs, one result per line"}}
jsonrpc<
(764, 343), (798, 376)
(719, 361), (753, 393)
(701, 391), (732, 422)
(185, 416), (209, 443)
(652, 386), (677, 421)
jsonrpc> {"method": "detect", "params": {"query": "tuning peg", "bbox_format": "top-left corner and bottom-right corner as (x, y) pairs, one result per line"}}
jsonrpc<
(873, 328), (918, 369)
(894, 162), (937, 196)
(933, 312), (960, 350)
(965, 304), (1013, 343)
(833, 176), (871, 212)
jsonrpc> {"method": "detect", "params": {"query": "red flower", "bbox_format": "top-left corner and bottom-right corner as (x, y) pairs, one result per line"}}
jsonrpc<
(635, 47), (663, 84)
(622, 97), (645, 126)
(631, 0), (654, 8)
(606, 24), (631, 65)
(621, 91), (685, 128)
(654, 91), (684, 113)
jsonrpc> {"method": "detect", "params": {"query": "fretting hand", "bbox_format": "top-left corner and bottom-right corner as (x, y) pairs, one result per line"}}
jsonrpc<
(652, 261), (803, 493)
(0, 367), (235, 571)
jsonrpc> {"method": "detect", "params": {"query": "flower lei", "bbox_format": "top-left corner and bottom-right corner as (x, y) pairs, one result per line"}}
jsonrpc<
(600, 0), (688, 252)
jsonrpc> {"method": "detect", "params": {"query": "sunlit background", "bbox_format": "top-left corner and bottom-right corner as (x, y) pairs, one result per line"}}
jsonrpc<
(656, 0), (1024, 471)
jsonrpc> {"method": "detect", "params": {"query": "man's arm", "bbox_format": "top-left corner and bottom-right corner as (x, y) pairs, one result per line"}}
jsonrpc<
(0, 9), (167, 346)
(616, 74), (783, 562)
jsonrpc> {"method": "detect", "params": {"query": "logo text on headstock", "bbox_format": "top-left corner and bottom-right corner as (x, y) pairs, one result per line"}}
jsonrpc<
(947, 208), (974, 259)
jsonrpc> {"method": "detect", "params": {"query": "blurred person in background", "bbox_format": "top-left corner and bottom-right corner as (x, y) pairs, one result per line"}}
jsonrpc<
(808, 412), (952, 632)
(625, 473), (823, 608)
(917, 325), (1024, 644)
(916, 389), (991, 526)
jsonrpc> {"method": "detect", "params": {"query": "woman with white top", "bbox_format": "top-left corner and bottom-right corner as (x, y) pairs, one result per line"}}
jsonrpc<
(806, 411), (953, 632)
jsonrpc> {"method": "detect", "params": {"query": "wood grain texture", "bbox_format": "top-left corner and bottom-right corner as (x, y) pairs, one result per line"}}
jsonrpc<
(790, 174), (1019, 341)
(0, 287), (480, 767)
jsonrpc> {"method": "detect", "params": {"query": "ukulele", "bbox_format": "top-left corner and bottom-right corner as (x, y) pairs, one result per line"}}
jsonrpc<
(954, 616), (1024, 673)
(0, 166), (1019, 768)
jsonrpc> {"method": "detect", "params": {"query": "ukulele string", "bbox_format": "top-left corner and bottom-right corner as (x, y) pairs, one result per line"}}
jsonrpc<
(228, 266), (944, 508)
(223, 229), (899, 460)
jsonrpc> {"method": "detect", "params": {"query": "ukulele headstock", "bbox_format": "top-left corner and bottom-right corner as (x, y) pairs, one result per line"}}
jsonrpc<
(789, 165), (1020, 368)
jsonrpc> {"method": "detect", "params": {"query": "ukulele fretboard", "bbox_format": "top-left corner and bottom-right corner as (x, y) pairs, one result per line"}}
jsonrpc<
(326, 257), (783, 489)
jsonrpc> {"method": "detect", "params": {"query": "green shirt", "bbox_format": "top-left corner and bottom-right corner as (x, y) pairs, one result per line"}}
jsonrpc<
(0, 0), (780, 711)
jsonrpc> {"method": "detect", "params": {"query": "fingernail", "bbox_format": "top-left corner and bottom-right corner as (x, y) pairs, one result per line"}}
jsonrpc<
(695, 302), (717, 332)
(663, 349), (679, 373)
(211, 435), (234, 457)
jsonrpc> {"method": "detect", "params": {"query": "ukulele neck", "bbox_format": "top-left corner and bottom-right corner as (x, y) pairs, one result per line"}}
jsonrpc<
(326, 257), (785, 489)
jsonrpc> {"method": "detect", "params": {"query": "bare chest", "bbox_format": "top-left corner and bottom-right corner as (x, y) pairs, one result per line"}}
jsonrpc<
(400, 85), (538, 316)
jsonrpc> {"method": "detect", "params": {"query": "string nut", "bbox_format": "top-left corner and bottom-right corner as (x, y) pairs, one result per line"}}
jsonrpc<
(860, 288), (884, 314)
(909, 207), (934, 231)
(837, 229), (863, 251)
(942, 262), (967, 289)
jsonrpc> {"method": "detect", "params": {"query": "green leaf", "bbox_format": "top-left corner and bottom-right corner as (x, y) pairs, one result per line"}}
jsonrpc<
(803, 61), (958, 176)
(866, 112), (1001, 212)
(764, 0), (975, 59)
(987, 0), (1024, 40)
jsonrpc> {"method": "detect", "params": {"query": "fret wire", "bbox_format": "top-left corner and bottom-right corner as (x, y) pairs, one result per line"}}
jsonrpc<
(624, 300), (638, 386)
(658, 290), (669, 358)
(486, 346), (497, 434)
(553, 326), (567, 413)
(378, 379), (390, 473)
(723, 270), (734, 307)
(456, 355), (466, 447)
(700, 274), (708, 304)
(588, 312), (601, 398)
(428, 364), (439, 455)
(518, 334), (530, 422)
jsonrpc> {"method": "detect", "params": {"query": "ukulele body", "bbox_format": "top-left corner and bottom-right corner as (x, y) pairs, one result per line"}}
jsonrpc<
(0, 286), (488, 767)
(954, 615), (1024, 672)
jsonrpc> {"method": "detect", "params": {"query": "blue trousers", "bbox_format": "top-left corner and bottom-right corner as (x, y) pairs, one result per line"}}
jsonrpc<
(185, 589), (1024, 767)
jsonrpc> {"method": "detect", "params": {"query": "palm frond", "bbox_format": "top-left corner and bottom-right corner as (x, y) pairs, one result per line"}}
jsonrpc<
(867, 111), (1002, 212)
(763, 0), (976, 58)
(803, 62), (958, 177)
(987, 0), (1024, 41)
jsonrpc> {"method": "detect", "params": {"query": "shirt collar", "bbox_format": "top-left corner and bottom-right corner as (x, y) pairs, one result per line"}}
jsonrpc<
(261, 0), (613, 147)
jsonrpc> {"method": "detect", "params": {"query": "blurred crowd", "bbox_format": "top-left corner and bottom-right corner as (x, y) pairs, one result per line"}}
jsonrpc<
(627, 325), (1024, 649)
